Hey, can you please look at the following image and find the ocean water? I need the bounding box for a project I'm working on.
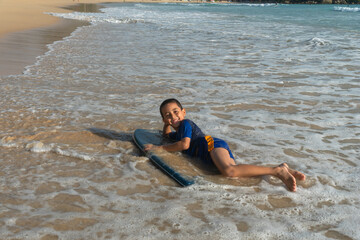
[1,3,359,239]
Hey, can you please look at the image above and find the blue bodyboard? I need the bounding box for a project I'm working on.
[133,129,195,187]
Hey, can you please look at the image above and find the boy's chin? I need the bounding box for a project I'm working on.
[171,121,180,128]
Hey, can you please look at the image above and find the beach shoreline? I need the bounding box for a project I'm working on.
[0,0,185,76]
[0,18,90,76]
[0,1,97,76]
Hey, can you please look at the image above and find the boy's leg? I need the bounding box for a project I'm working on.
[210,148,298,191]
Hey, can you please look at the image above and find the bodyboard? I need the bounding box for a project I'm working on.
[133,129,195,187]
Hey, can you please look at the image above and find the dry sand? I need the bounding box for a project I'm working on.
[0,0,184,76]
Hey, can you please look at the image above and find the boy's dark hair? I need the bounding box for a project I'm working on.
[159,98,183,118]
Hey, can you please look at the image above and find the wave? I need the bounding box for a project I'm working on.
[0,129,133,162]
[48,2,279,27]
[234,3,279,7]
[306,37,331,47]
[48,12,145,24]
[1,136,95,161]
[334,6,360,12]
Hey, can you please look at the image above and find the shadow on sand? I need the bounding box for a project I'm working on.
[87,127,133,142]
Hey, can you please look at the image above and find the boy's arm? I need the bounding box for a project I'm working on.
[161,137,190,152]
[161,121,190,151]
[144,137,190,152]
[145,121,191,152]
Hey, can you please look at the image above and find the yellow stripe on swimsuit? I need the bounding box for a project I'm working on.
[205,135,214,152]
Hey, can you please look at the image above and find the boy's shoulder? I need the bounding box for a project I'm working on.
[182,119,191,124]
[181,119,195,128]
[182,119,203,132]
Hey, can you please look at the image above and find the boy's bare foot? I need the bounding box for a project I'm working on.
[275,164,297,192]
[281,163,306,181]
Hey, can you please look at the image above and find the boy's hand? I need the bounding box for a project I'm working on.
[144,144,157,152]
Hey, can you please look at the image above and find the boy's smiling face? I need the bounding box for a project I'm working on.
[161,102,186,129]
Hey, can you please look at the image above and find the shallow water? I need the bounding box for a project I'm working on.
[0,3,359,239]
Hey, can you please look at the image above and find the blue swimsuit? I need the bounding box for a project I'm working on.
[169,119,234,165]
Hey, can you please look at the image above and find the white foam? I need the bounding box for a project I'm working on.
[25,141,53,153]
[48,12,145,24]
[239,3,278,7]
[1,137,95,161]
[334,6,360,12]
[307,37,331,46]
[52,147,93,161]
[0,137,18,148]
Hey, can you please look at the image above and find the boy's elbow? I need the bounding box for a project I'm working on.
[181,141,190,151]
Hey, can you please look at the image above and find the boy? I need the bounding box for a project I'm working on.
[144,98,306,192]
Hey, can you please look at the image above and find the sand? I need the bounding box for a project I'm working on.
[0,0,184,76]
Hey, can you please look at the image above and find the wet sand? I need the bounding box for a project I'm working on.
[0,18,90,76]
[0,1,102,76]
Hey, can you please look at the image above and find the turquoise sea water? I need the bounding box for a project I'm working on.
[0,3,359,239]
